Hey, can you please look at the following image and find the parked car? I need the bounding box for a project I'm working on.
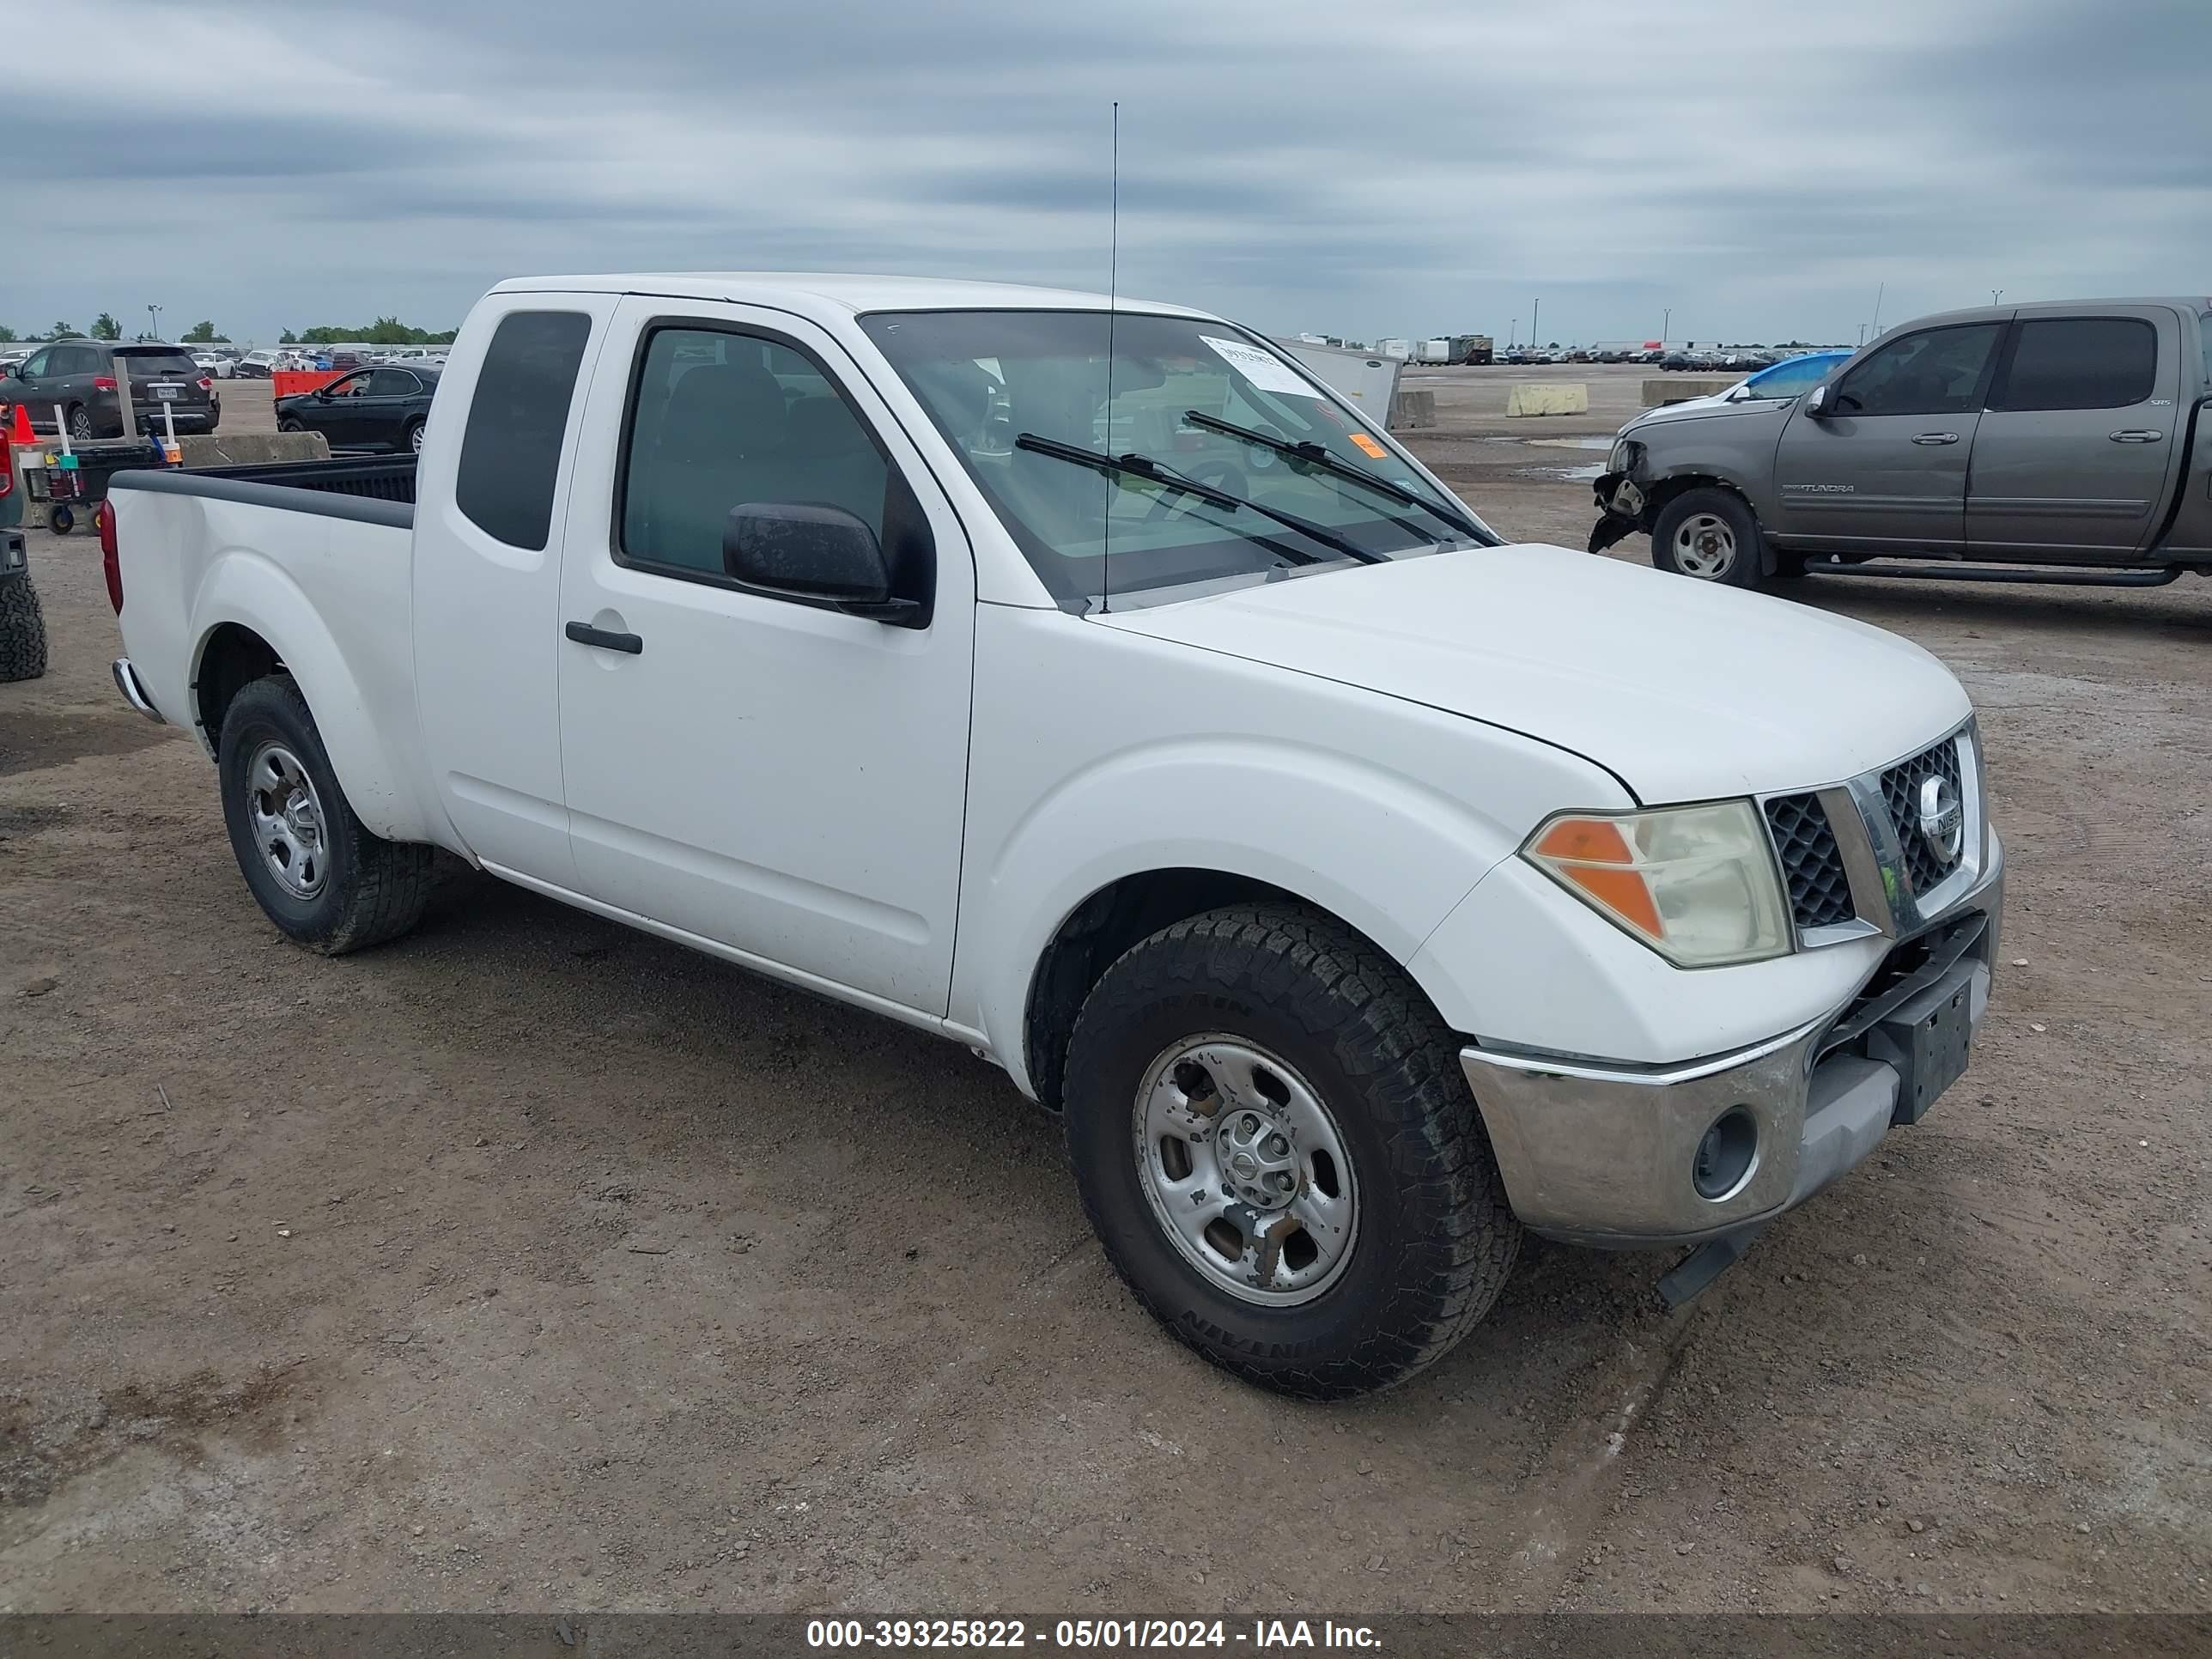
[235,349,281,379]
[106,271,2004,1400]
[1641,350,1853,418]
[1,340,218,440]
[191,350,235,380]
[1591,299,2212,587]
[276,363,441,453]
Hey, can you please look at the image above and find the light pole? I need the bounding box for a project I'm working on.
[1509,318,1517,349]
[1990,289,2003,307]
[1531,296,1540,349]
[1662,307,1671,345]
[146,303,161,342]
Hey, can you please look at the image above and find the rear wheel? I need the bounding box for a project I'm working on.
[1063,905,1522,1400]
[66,404,94,444]
[404,419,425,455]
[1652,488,1764,586]
[278,417,304,433]
[217,675,434,954]
[45,506,74,537]
[0,572,48,682]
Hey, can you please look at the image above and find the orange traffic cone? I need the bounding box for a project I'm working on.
[5,402,30,445]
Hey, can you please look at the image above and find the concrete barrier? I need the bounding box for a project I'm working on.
[1505,382,1589,417]
[1641,376,1735,407]
[178,433,332,468]
[1387,388,1436,429]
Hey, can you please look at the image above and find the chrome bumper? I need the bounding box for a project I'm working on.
[112,657,165,723]
[1462,850,2002,1248]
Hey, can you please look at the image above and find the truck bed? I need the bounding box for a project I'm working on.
[110,455,416,530]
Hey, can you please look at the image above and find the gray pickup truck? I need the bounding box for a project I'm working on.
[1590,298,2212,592]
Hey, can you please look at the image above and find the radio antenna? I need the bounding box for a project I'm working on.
[1101,100,1119,615]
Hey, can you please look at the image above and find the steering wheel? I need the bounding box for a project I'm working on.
[1145,456,1249,523]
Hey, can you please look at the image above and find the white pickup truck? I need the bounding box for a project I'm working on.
[103,274,2004,1399]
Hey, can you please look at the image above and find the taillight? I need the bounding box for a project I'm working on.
[198,377,213,392]
[98,501,122,613]
[94,375,117,392]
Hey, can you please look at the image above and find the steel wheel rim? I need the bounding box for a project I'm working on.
[1672,512,1737,578]
[1132,1034,1358,1307]
[245,740,330,900]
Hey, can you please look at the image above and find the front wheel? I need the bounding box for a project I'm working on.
[46,505,74,537]
[278,418,304,433]
[1063,906,1522,1400]
[1651,488,1765,586]
[217,675,434,954]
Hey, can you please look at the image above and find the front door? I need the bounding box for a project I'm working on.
[1966,309,2184,562]
[1770,321,2005,555]
[313,370,375,447]
[555,299,975,1016]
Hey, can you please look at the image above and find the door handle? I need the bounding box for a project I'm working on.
[565,621,643,655]
[2109,429,2165,443]
[1911,432,1960,446]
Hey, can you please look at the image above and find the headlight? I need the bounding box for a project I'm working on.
[1607,436,1635,472]
[1522,801,1790,968]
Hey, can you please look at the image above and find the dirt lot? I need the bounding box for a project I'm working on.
[3,367,2209,1616]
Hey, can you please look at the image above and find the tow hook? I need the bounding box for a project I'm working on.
[1655,1224,1765,1310]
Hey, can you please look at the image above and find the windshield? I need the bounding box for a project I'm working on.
[859,309,1491,610]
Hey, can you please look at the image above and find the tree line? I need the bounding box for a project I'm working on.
[0,313,458,347]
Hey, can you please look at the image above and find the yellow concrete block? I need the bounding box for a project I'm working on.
[1505,382,1591,417]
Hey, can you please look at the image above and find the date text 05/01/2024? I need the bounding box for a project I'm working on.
[805,1619,1382,1650]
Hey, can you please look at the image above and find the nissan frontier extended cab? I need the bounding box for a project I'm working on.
[1592,297,2212,592]
[102,274,2003,1399]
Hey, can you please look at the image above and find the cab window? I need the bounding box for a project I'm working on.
[1833,325,2002,417]
[618,325,890,580]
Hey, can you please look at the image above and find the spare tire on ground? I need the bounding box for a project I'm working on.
[0,536,51,682]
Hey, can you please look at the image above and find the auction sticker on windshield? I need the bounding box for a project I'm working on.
[1199,336,1318,398]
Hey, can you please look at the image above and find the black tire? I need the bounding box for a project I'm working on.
[0,573,48,682]
[1651,487,1765,587]
[66,404,95,445]
[1063,905,1522,1400]
[403,419,424,455]
[217,674,434,954]
[278,418,304,433]
[46,505,74,537]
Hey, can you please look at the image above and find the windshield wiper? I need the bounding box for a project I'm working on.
[1014,434,1382,566]
[1180,410,1488,541]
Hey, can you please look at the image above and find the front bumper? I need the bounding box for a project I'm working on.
[1587,469,1644,553]
[1462,844,2002,1248]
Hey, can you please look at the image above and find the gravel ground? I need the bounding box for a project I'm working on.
[2,368,2208,1615]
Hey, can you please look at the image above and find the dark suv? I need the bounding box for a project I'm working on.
[0,341,220,441]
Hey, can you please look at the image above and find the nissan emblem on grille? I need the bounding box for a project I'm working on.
[1918,775,1964,868]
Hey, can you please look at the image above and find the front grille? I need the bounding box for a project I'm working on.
[1765,793,1854,930]
[1880,738,1965,896]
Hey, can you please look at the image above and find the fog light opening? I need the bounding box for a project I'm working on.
[1692,1106,1759,1201]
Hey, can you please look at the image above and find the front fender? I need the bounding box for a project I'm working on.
[960,735,1597,1099]
[191,547,439,844]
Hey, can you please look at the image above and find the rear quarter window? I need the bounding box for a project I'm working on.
[454,310,592,551]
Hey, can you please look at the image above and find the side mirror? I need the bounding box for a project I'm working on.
[721,501,920,624]
[1802,383,1832,417]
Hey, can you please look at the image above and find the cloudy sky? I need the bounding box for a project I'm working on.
[5,0,2208,348]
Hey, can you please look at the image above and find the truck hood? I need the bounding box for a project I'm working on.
[1623,396,1793,433]
[1098,545,1970,803]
